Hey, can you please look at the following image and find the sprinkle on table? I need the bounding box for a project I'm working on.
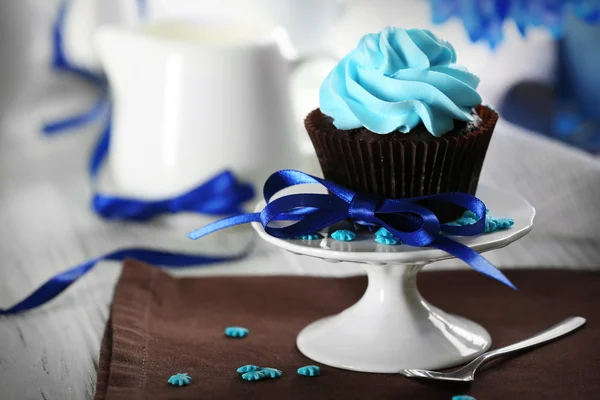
[168,373,192,386]
[237,365,260,373]
[241,371,263,381]
[297,365,321,377]
[225,326,249,338]
[452,395,476,400]
[259,367,283,379]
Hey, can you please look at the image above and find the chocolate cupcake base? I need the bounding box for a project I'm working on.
[305,105,498,222]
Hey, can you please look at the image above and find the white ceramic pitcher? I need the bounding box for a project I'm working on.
[95,18,307,198]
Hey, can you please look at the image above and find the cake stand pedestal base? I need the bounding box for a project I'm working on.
[296,263,491,373]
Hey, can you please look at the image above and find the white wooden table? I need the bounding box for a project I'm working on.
[1,74,600,400]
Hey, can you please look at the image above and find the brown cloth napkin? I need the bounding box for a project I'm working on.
[95,259,600,400]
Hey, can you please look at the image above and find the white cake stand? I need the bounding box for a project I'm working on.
[251,186,535,373]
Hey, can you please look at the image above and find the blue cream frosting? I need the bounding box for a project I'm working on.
[319,27,482,136]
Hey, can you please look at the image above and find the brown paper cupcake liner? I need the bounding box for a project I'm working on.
[305,105,498,221]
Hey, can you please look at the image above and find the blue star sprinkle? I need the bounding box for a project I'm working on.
[452,395,476,400]
[225,326,249,338]
[297,365,321,377]
[241,371,264,381]
[259,367,283,379]
[296,233,322,240]
[331,229,356,241]
[374,227,402,245]
[446,209,514,233]
[168,373,192,386]
[487,216,514,232]
[237,365,260,373]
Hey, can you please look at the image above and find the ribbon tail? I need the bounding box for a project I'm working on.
[0,248,247,315]
[42,92,110,135]
[89,114,110,175]
[104,248,249,267]
[433,235,517,290]
[187,213,261,240]
[0,258,98,315]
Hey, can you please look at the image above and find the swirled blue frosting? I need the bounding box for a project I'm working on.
[319,27,482,136]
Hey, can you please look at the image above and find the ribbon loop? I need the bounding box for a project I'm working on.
[348,192,380,224]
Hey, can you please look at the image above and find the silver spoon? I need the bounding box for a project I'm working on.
[399,316,586,382]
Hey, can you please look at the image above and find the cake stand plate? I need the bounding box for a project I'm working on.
[251,186,535,373]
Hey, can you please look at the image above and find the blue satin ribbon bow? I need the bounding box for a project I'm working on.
[188,169,516,290]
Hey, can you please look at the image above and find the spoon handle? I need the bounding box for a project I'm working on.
[469,316,586,369]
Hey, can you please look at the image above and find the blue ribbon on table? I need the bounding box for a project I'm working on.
[0,124,255,315]
[0,249,248,315]
[0,1,259,316]
[188,169,517,290]
[0,160,255,316]
[93,168,255,220]
[0,105,256,316]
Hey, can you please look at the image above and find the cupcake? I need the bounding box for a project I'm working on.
[305,27,497,221]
